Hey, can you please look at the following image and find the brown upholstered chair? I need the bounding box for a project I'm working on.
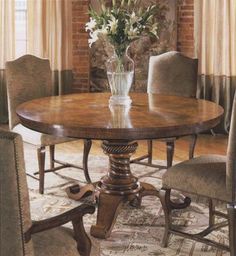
[131,51,198,168]
[159,96,236,255]
[6,55,92,194]
[0,129,95,256]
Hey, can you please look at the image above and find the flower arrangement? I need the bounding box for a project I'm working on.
[85,0,165,58]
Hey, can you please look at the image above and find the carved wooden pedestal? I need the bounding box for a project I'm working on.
[90,140,159,239]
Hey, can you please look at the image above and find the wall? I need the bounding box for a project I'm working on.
[72,0,90,93]
[177,0,194,57]
[71,0,195,93]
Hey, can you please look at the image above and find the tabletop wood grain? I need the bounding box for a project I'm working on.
[16,93,224,140]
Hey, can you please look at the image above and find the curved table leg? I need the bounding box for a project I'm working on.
[91,182,160,239]
[130,182,160,207]
[129,184,191,210]
[131,187,191,210]
[90,193,124,239]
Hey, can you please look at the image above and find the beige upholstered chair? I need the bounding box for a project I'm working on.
[131,51,198,168]
[0,129,95,256]
[159,95,236,255]
[6,55,92,194]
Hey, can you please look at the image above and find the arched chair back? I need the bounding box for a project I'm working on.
[147,51,198,98]
[6,54,52,129]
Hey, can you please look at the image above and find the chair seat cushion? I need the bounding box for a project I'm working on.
[162,155,233,202]
[13,124,74,146]
[32,227,79,256]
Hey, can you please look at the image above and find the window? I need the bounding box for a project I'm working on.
[15,0,27,57]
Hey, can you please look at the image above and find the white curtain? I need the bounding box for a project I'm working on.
[0,0,15,123]
[27,0,73,95]
[195,0,236,132]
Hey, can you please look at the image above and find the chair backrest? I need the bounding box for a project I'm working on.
[0,130,34,256]
[6,55,52,129]
[147,51,198,98]
[226,93,236,202]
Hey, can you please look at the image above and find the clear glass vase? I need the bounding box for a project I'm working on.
[106,46,134,106]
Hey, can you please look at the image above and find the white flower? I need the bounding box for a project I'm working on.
[130,11,139,24]
[99,25,108,35]
[127,26,138,39]
[85,17,97,32]
[88,30,99,47]
[108,16,118,34]
[150,23,158,36]
[85,2,162,49]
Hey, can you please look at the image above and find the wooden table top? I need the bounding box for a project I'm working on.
[16,93,224,140]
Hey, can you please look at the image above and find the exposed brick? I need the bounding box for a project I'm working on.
[181,11,194,16]
[179,17,194,23]
[185,35,194,40]
[178,40,194,46]
[181,5,194,10]
[185,0,194,4]
[177,0,194,57]
[72,0,90,92]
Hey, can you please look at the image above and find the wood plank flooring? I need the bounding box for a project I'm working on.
[57,134,228,162]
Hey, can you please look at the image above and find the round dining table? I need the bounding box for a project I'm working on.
[16,92,224,239]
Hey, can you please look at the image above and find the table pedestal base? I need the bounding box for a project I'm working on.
[90,140,159,239]
[90,182,159,239]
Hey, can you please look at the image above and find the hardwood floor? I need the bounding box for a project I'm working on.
[57,134,228,162]
[1,123,228,161]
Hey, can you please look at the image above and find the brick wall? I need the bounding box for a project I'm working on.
[72,0,90,93]
[177,0,194,57]
[71,0,195,92]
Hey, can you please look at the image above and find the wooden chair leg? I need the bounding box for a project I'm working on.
[159,188,172,247]
[83,139,92,183]
[209,199,215,227]
[72,216,92,256]
[227,203,236,256]
[147,140,153,164]
[166,141,174,168]
[37,146,46,194]
[49,145,55,169]
[189,134,197,159]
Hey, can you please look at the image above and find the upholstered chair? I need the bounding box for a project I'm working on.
[6,55,92,194]
[131,51,198,168]
[0,129,95,256]
[159,95,236,255]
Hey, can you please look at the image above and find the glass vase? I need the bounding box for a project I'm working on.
[106,46,134,106]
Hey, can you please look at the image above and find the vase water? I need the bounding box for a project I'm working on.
[106,46,134,106]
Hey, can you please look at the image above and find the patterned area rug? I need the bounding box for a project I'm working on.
[24,143,229,256]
